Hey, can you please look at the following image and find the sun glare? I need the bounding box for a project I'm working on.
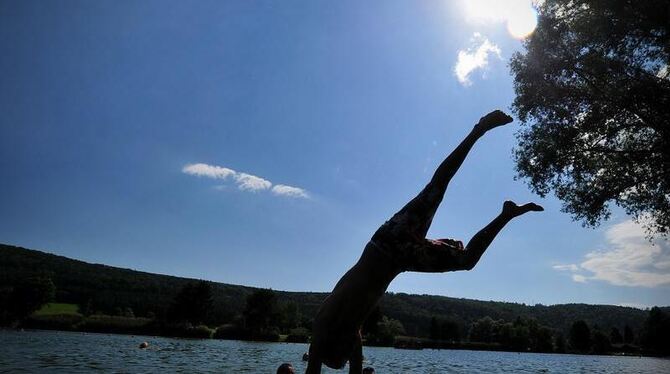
[507,6,538,39]
[462,0,538,39]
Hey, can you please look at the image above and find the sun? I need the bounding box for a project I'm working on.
[461,0,538,39]
[506,6,538,39]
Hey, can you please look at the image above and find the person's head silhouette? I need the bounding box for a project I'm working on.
[276,363,295,374]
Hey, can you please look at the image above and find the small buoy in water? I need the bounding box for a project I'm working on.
[302,353,309,361]
[139,342,149,349]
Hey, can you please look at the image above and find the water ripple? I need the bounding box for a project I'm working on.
[1,330,668,373]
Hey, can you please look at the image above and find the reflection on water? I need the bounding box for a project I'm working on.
[1,330,668,373]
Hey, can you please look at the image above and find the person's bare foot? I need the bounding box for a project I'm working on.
[502,200,544,217]
[475,110,514,133]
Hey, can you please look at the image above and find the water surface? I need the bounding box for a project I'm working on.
[1,330,668,373]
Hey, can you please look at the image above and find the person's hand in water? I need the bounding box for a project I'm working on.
[476,110,514,132]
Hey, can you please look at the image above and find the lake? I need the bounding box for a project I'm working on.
[1,330,668,373]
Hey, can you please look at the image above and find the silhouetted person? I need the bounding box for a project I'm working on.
[306,110,544,374]
[277,363,295,374]
[362,367,375,374]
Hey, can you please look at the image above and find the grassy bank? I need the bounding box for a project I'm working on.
[25,303,215,339]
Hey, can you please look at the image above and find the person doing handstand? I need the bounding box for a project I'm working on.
[306,110,544,374]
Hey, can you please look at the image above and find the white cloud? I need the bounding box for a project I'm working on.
[453,1,537,86]
[272,184,309,199]
[553,220,670,288]
[553,264,579,272]
[572,274,587,283]
[182,162,308,198]
[454,33,501,86]
[234,172,272,192]
[182,163,236,179]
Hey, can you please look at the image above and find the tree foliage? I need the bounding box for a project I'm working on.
[624,324,635,345]
[8,276,55,321]
[609,327,623,344]
[467,316,555,352]
[591,327,612,354]
[243,289,280,336]
[569,320,591,352]
[510,0,670,235]
[369,316,405,346]
[641,306,670,355]
[168,281,213,325]
[430,316,461,342]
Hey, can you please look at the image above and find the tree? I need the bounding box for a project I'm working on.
[554,332,567,353]
[8,276,55,321]
[362,307,382,337]
[641,307,670,355]
[591,328,612,354]
[510,0,670,236]
[169,281,213,325]
[609,327,623,345]
[373,316,405,346]
[569,320,591,353]
[430,316,440,341]
[532,326,554,353]
[509,317,531,351]
[243,289,280,335]
[469,316,495,343]
[623,324,635,345]
[279,301,301,331]
[429,316,461,342]
[440,318,461,342]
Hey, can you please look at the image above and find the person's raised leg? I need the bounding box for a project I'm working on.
[386,110,514,237]
[459,201,544,270]
[400,201,543,273]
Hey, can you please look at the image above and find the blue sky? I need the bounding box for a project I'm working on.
[1,0,668,308]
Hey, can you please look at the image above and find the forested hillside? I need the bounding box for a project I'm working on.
[0,243,658,338]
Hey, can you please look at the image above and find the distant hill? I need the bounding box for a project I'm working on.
[0,244,658,337]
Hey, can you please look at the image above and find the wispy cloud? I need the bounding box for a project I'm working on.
[182,163,309,198]
[572,274,588,283]
[182,163,236,180]
[552,264,579,272]
[454,33,501,86]
[234,173,272,192]
[553,220,670,288]
[272,184,309,199]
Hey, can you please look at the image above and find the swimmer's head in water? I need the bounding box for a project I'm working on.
[276,363,295,374]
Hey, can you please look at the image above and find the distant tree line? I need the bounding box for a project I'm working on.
[144,282,670,356]
[1,244,668,356]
